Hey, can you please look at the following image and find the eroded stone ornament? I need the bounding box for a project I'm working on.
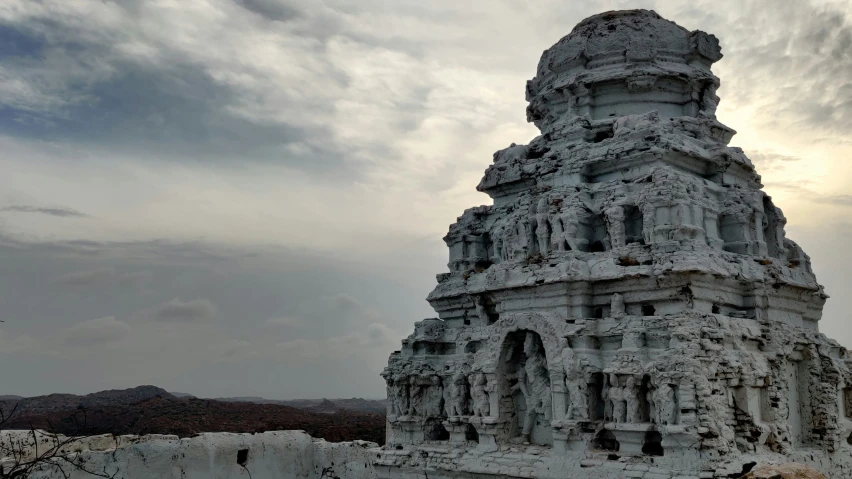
[374,9,850,479]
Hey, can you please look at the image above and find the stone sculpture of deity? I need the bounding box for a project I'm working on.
[470,373,490,417]
[473,295,489,325]
[503,218,529,261]
[423,375,444,417]
[654,383,677,425]
[561,348,588,420]
[409,376,425,416]
[559,208,587,252]
[646,382,656,424]
[510,333,552,441]
[611,293,626,318]
[609,374,626,423]
[445,372,469,417]
[390,374,410,417]
[605,205,626,248]
[534,197,551,254]
[642,203,656,245]
[625,376,641,423]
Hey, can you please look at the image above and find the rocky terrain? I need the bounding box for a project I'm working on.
[0,387,386,445]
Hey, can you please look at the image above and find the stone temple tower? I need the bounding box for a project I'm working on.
[374,10,852,478]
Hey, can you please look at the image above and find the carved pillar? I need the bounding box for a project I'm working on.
[609,423,655,454]
[642,203,656,245]
[469,416,510,452]
[704,211,724,250]
[443,418,471,445]
[837,384,852,449]
[551,370,567,422]
[753,212,768,256]
[567,282,593,319]
[575,83,591,117]
[552,421,586,453]
[485,372,500,420]
[397,417,426,445]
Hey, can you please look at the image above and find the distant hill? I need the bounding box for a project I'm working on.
[210,396,388,415]
[169,391,197,398]
[2,396,385,444]
[0,385,174,420]
[0,387,387,444]
[0,395,23,401]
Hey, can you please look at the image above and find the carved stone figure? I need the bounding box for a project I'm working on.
[473,295,489,324]
[654,383,676,425]
[609,374,626,423]
[491,224,505,263]
[605,205,626,248]
[559,208,587,251]
[423,375,444,417]
[442,375,453,417]
[391,374,410,416]
[504,218,530,260]
[534,197,551,254]
[445,372,469,417]
[510,333,553,441]
[561,348,587,420]
[471,373,490,417]
[386,378,397,417]
[642,202,656,245]
[409,376,425,416]
[610,293,625,318]
[647,383,656,424]
[550,215,565,251]
[625,376,641,423]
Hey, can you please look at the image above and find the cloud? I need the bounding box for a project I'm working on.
[263,316,303,328]
[760,182,852,208]
[217,339,257,360]
[365,322,398,346]
[274,321,400,360]
[51,267,152,291]
[814,195,852,206]
[1,205,89,218]
[666,0,852,136]
[155,298,218,323]
[233,0,302,22]
[53,268,116,288]
[61,316,130,346]
[0,328,45,354]
[328,293,363,314]
[748,152,801,167]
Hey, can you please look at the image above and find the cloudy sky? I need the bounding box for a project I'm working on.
[1,0,851,399]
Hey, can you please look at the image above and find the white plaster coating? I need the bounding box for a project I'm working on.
[377,8,852,479]
[1,430,378,479]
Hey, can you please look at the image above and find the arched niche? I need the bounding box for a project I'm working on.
[482,313,565,447]
[499,330,553,446]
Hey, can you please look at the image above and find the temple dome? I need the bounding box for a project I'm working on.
[526,9,724,131]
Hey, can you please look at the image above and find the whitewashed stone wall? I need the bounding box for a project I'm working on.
[2,430,377,479]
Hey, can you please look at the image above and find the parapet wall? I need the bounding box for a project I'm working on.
[1,430,378,479]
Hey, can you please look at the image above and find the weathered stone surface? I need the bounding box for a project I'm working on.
[742,463,827,479]
[377,8,852,479]
[2,430,377,479]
